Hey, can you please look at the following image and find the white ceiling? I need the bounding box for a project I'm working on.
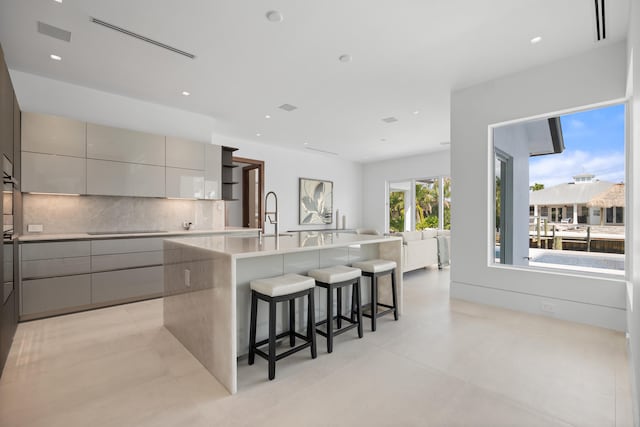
[0,0,630,162]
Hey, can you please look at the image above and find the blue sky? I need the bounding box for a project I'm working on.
[529,103,625,187]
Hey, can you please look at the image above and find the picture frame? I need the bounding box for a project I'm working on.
[299,178,333,225]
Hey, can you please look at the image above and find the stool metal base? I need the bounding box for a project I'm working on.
[314,277,363,353]
[248,288,317,380]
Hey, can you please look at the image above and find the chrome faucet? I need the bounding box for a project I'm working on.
[264,191,279,237]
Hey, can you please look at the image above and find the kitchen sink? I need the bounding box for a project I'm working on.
[87,230,168,235]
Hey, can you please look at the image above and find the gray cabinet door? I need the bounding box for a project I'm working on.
[22,257,91,279]
[22,112,86,157]
[90,237,164,255]
[91,266,163,304]
[22,241,91,260]
[91,251,163,272]
[166,167,205,199]
[86,159,165,197]
[21,274,91,316]
[166,137,205,170]
[21,152,86,194]
[86,123,165,166]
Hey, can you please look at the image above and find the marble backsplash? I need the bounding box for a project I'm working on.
[22,194,226,234]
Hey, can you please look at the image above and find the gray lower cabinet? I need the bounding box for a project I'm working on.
[20,237,165,319]
[21,274,91,316]
[91,266,163,304]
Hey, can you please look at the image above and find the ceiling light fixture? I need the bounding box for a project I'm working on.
[530,36,542,44]
[413,110,420,115]
[265,115,271,119]
[256,133,261,137]
[266,11,283,22]
[181,91,190,96]
[49,54,62,61]
[303,142,308,145]
[53,0,63,3]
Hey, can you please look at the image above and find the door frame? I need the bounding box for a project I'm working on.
[233,156,264,229]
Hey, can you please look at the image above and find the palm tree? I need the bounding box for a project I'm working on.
[389,191,405,232]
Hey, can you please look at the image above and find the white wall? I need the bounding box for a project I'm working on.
[450,41,628,331]
[10,71,364,232]
[211,136,363,232]
[626,0,640,422]
[361,150,450,233]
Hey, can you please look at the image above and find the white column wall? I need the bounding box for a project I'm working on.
[626,0,640,423]
[450,41,628,331]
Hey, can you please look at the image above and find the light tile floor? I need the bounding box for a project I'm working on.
[0,268,633,427]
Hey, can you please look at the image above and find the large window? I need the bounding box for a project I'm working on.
[388,176,451,233]
[491,103,625,275]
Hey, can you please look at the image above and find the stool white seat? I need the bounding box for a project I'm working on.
[352,259,397,274]
[351,259,398,332]
[249,273,317,380]
[307,265,363,353]
[308,265,361,284]
[250,273,315,297]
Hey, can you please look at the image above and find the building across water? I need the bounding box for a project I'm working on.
[529,174,624,225]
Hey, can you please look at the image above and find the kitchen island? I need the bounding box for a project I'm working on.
[163,231,402,394]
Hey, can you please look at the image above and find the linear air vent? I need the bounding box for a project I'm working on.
[305,146,338,156]
[382,117,398,123]
[594,0,606,41]
[37,21,71,42]
[279,104,298,112]
[90,17,195,59]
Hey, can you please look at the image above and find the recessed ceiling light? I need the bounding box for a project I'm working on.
[339,54,352,63]
[530,36,542,44]
[181,91,190,96]
[303,142,308,145]
[413,110,420,115]
[265,115,271,119]
[53,0,63,3]
[49,54,62,61]
[266,11,283,22]
[256,133,261,137]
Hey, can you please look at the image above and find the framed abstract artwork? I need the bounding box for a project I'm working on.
[299,178,333,225]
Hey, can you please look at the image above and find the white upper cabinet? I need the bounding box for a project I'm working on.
[166,167,205,199]
[166,137,205,170]
[22,152,86,194]
[86,123,165,166]
[204,144,222,199]
[22,112,86,157]
[86,159,165,198]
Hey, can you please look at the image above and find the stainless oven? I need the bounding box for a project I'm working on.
[3,155,16,304]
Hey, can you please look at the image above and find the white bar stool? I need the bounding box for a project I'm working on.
[351,259,398,331]
[248,273,317,380]
[307,265,363,353]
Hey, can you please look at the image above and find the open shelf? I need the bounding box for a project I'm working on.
[221,146,239,201]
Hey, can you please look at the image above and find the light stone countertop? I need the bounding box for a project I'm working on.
[165,231,401,259]
[18,227,260,242]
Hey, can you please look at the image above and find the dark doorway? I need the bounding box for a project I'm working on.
[233,157,264,229]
